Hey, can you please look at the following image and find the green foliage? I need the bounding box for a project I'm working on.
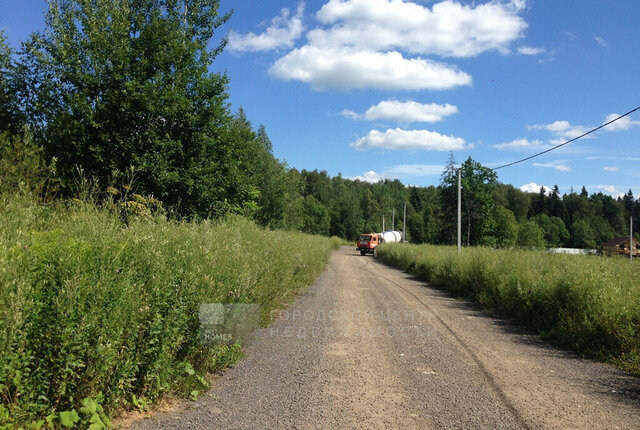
[51,395,111,429]
[440,155,497,246]
[0,31,24,133]
[570,219,597,249]
[517,220,546,248]
[533,214,569,247]
[0,195,341,427]
[295,162,631,249]
[301,195,330,236]
[438,153,458,244]
[377,243,640,375]
[493,206,518,248]
[18,0,239,218]
[328,175,364,240]
[0,130,58,198]
[494,183,531,222]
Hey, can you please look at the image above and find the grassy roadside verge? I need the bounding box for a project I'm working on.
[376,242,640,375]
[0,195,343,428]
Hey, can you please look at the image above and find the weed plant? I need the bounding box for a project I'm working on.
[0,194,342,427]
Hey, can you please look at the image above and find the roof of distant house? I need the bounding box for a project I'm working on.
[602,237,638,247]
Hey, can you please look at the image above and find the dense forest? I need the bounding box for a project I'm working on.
[1,0,638,249]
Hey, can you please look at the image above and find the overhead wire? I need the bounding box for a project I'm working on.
[492,105,640,171]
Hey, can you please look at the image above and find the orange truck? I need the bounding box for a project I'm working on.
[356,233,380,256]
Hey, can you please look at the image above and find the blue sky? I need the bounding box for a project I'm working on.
[2,0,639,196]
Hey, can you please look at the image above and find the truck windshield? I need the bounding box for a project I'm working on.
[358,235,371,241]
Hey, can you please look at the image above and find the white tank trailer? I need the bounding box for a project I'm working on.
[378,230,402,243]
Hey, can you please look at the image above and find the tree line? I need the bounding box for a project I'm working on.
[1,0,637,249]
[294,154,638,250]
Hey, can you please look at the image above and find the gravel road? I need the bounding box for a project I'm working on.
[131,246,640,429]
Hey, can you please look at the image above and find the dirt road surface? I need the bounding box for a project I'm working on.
[131,246,640,429]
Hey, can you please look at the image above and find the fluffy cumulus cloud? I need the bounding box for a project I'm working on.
[342,100,458,123]
[519,182,551,194]
[533,160,571,172]
[603,113,640,131]
[270,47,471,91]
[528,120,589,140]
[267,0,529,91]
[312,0,527,57]
[351,128,467,151]
[228,4,305,52]
[493,138,546,149]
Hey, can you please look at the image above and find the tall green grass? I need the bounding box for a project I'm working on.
[377,243,640,374]
[0,195,343,428]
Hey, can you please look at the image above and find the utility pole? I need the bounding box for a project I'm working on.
[382,216,385,232]
[403,202,407,243]
[457,168,462,255]
[392,208,395,231]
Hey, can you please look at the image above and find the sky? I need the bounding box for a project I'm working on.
[1,0,640,197]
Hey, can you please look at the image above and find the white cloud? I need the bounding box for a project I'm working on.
[603,113,640,131]
[386,164,444,176]
[348,164,445,182]
[597,185,620,194]
[340,109,360,120]
[604,166,619,172]
[517,46,545,55]
[228,4,305,52]
[519,182,551,194]
[594,35,608,48]
[342,100,458,123]
[270,47,472,91]
[268,0,531,90]
[528,120,589,140]
[347,170,393,183]
[493,138,546,149]
[312,0,527,57]
[351,128,467,151]
[524,114,638,147]
[533,161,571,172]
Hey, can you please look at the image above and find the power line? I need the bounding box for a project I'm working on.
[492,105,640,171]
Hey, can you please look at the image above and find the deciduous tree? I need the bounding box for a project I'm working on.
[0,31,23,133]
[20,0,238,217]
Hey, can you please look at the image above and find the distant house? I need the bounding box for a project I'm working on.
[602,237,640,257]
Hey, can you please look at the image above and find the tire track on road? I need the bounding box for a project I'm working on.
[364,257,531,430]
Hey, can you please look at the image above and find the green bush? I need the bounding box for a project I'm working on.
[0,130,58,199]
[377,243,640,374]
[0,195,341,427]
